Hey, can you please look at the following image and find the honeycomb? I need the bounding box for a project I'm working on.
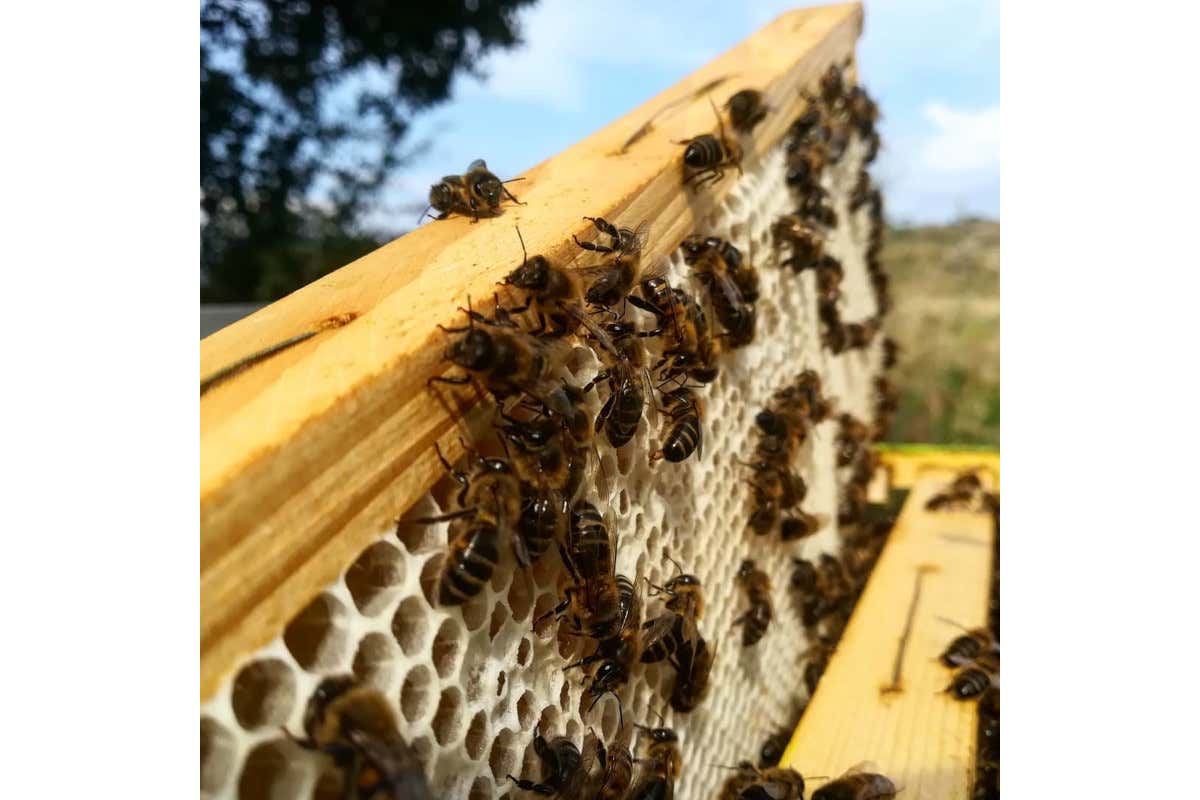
[200,126,885,800]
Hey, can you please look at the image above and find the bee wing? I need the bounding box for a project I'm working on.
[626,220,652,255]
[640,611,678,655]
[639,254,671,285]
[466,158,488,172]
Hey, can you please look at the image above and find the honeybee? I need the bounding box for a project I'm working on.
[734,560,773,647]
[508,732,591,798]
[592,723,636,800]
[678,99,743,189]
[780,511,822,541]
[429,302,557,401]
[846,85,880,137]
[818,64,846,104]
[424,159,523,222]
[670,635,714,712]
[772,214,823,273]
[946,663,996,700]
[680,235,757,348]
[721,763,807,800]
[810,764,898,800]
[881,337,899,370]
[574,315,651,448]
[940,627,997,667]
[642,560,704,666]
[501,228,582,337]
[629,278,721,384]
[651,386,704,463]
[542,501,623,640]
[292,675,432,800]
[801,635,836,696]
[790,558,818,593]
[818,300,846,354]
[786,146,826,189]
[745,465,807,538]
[726,88,769,133]
[573,216,651,310]
[571,574,642,718]
[412,446,522,605]
[629,725,682,800]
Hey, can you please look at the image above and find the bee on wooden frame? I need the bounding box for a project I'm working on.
[424,159,524,222]
[810,763,899,800]
[291,675,433,800]
[568,310,654,449]
[726,88,769,134]
[500,227,583,337]
[428,299,559,402]
[677,98,744,190]
[573,216,652,311]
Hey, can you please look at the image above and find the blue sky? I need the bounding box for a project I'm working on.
[365,0,998,231]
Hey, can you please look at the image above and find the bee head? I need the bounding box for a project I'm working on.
[428,180,457,212]
[589,660,626,692]
[737,560,757,580]
[642,726,678,744]
[665,573,699,592]
[505,254,551,290]
[479,457,513,475]
[470,169,504,207]
[679,235,713,263]
[790,558,817,590]
[445,328,495,371]
[303,674,358,738]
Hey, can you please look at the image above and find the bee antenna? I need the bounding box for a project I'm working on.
[935,615,972,633]
[709,95,728,141]
[501,177,527,184]
[419,204,434,224]
[664,553,684,577]
[515,225,528,264]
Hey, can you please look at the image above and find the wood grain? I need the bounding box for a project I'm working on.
[879,450,1000,489]
[781,472,996,799]
[199,3,864,701]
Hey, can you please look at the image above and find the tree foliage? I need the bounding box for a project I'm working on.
[200,0,536,301]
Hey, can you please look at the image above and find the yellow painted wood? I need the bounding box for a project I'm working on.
[198,4,865,701]
[879,450,999,490]
[781,471,995,799]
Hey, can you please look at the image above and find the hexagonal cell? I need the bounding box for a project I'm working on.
[392,595,430,657]
[488,600,509,640]
[431,617,465,680]
[507,574,534,622]
[469,775,495,800]
[231,657,296,730]
[400,665,434,724]
[432,687,465,746]
[517,637,532,666]
[283,592,349,672]
[352,632,399,691]
[419,554,446,608]
[237,739,309,800]
[460,591,490,632]
[517,690,538,731]
[489,728,518,783]
[465,710,489,760]
[200,716,235,795]
[344,540,406,616]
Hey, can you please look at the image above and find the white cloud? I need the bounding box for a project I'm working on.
[457,0,730,112]
[919,103,1000,174]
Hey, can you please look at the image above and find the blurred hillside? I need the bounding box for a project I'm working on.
[882,219,999,446]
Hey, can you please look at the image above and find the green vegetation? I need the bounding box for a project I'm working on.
[881,219,999,447]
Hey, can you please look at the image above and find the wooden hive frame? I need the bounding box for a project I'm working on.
[200,2,866,703]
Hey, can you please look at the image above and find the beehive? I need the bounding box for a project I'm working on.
[200,5,884,798]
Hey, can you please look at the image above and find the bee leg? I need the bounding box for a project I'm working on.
[410,507,477,525]
[506,775,556,795]
[594,391,615,434]
[572,235,615,255]
[501,184,525,205]
[338,752,366,800]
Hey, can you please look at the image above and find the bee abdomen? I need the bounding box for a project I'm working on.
[606,382,644,447]
[569,502,613,578]
[949,666,993,699]
[661,417,701,462]
[941,634,984,667]
[439,523,500,605]
[684,135,724,168]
